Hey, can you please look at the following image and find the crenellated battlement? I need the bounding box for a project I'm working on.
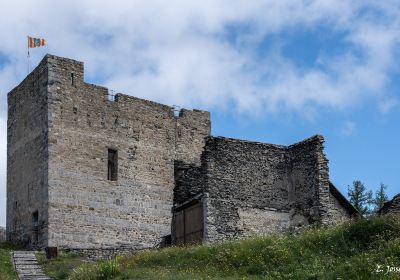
[9,54,209,122]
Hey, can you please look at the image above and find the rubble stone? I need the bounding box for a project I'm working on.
[379,194,400,215]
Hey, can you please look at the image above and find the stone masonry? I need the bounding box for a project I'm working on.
[7,54,210,249]
[7,54,357,251]
[173,136,358,243]
[379,194,400,215]
[0,226,5,242]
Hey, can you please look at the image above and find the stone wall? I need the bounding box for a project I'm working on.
[64,247,139,260]
[288,136,330,226]
[174,135,353,243]
[379,194,400,215]
[7,58,49,248]
[44,55,210,249]
[0,226,5,242]
[7,54,210,250]
[202,137,292,242]
[325,183,358,223]
[174,161,205,205]
[326,192,352,223]
[236,208,290,237]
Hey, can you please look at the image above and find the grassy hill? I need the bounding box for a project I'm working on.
[36,215,400,280]
[0,242,19,280]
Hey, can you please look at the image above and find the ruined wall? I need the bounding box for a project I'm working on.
[174,161,205,206]
[288,136,330,226]
[175,110,211,165]
[173,135,335,242]
[237,208,290,237]
[44,55,210,249]
[379,194,400,215]
[7,59,49,248]
[200,137,292,242]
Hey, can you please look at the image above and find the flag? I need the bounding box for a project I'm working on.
[28,36,46,48]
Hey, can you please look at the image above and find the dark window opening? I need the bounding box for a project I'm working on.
[70,73,74,85]
[32,211,39,228]
[160,234,172,248]
[108,149,118,181]
[32,211,39,245]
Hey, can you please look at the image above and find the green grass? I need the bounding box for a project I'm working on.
[0,242,20,280]
[37,251,90,280]
[43,215,400,279]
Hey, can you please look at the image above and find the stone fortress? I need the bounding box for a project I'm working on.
[7,54,358,252]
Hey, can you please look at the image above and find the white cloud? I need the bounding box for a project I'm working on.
[0,0,400,226]
[379,98,398,113]
[341,121,356,137]
[0,1,398,112]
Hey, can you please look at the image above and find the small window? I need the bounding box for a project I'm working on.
[32,211,39,228]
[108,149,118,181]
[172,105,181,118]
[70,73,74,85]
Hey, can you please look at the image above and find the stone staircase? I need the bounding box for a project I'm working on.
[12,251,51,280]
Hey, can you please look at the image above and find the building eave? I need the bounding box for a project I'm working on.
[329,181,360,217]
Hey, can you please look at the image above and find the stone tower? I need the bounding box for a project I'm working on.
[7,54,210,249]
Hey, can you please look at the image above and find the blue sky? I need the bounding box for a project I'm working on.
[0,1,399,226]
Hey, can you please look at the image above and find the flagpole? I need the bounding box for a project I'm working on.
[27,36,30,74]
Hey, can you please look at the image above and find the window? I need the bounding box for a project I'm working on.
[108,149,118,181]
[32,211,39,244]
[70,73,74,85]
[32,211,39,228]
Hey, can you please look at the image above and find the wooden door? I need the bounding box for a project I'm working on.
[174,202,203,245]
